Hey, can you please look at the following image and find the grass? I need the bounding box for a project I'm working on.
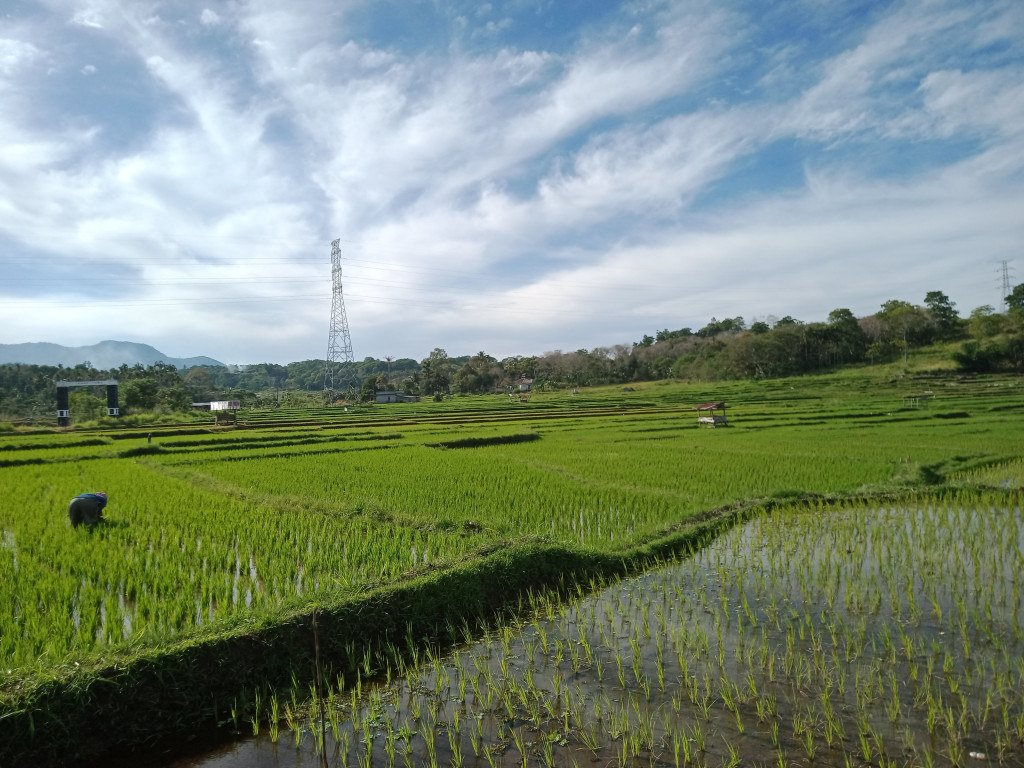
[0,369,1022,765]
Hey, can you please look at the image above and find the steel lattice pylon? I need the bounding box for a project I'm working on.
[999,260,1013,313]
[324,238,355,398]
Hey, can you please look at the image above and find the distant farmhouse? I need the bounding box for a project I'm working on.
[375,390,420,404]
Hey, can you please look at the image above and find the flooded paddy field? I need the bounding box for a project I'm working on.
[170,496,1024,768]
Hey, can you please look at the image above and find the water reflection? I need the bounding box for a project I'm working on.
[172,501,1024,767]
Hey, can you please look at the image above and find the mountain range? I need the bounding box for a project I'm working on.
[0,341,224,370]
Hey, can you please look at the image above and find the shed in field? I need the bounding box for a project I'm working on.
[695,401,728,428]
[375,390,421,404]
[192,400,241,424]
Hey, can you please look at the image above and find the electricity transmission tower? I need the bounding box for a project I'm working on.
[324,238,355,401]
[998,260,1013,312]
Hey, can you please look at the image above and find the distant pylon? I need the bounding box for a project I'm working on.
[324,238,355,398]
[999,260,1013,312]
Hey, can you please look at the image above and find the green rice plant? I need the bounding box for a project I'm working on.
[579,722,600,751]
[510,727,529,768]
[886,685,901,723]
[947,736,964,766]
[637,674,651,701]
[447,725,461,767]
[340,732,351,768]
[268,693,281,743]
[423,725,438,768]
[859,730,872,763]
[725,737,741,767]
[688,721,705,752]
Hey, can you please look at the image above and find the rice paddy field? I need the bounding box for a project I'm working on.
[178,497,1024,768]
[1,369,1022,766]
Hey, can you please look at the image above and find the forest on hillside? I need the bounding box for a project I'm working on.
[2,289,1023,420]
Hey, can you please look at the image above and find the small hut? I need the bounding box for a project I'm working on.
[210,400,241,425]
[695,401,728,428]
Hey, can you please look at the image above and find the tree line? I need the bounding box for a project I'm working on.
[2,287,1023,420]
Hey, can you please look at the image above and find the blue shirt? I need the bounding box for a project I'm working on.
[74,493,107,509]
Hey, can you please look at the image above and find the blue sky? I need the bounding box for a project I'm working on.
[2,0,1022,366]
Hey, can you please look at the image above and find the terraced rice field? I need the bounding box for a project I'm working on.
[1,370,1022,765]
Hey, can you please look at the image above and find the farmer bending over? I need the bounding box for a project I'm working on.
[68,492,107,527]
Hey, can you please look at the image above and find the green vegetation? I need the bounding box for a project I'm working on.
[269,494,1022,767]
[5,286,1024,423]
[1,368,1022,765]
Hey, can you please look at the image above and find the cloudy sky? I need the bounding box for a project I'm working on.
[2,0,1022,366]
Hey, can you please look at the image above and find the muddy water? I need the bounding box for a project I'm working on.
[168,502,1024,767]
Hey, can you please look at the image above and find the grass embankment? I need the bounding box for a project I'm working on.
[2,505,750,767]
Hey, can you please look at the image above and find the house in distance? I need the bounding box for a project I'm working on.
[375,390,421,404]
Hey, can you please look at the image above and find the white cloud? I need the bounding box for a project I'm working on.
[233,0,739,275]
[918,68,1024,138]
[785,0,974,140]
[476,18,513,37]
[509,7,729,145]
[439,162,1024,351]
[973,1,1024,47]
[0,0,1021,363]
[0,38,44,75]
[69,8,104,29]
[493,48,554,86]
[537,110,757,221]
[199,9,221,27]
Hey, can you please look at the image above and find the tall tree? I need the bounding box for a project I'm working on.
[696,316,745,338]
[452,352,499,394]
[877,300,933,360]
[1006,284,1024,313]
[420,348,454,396]
[968,306,1005,339]
[924,291,960,340]
[122,378,159,410]
[827,308,868,363]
